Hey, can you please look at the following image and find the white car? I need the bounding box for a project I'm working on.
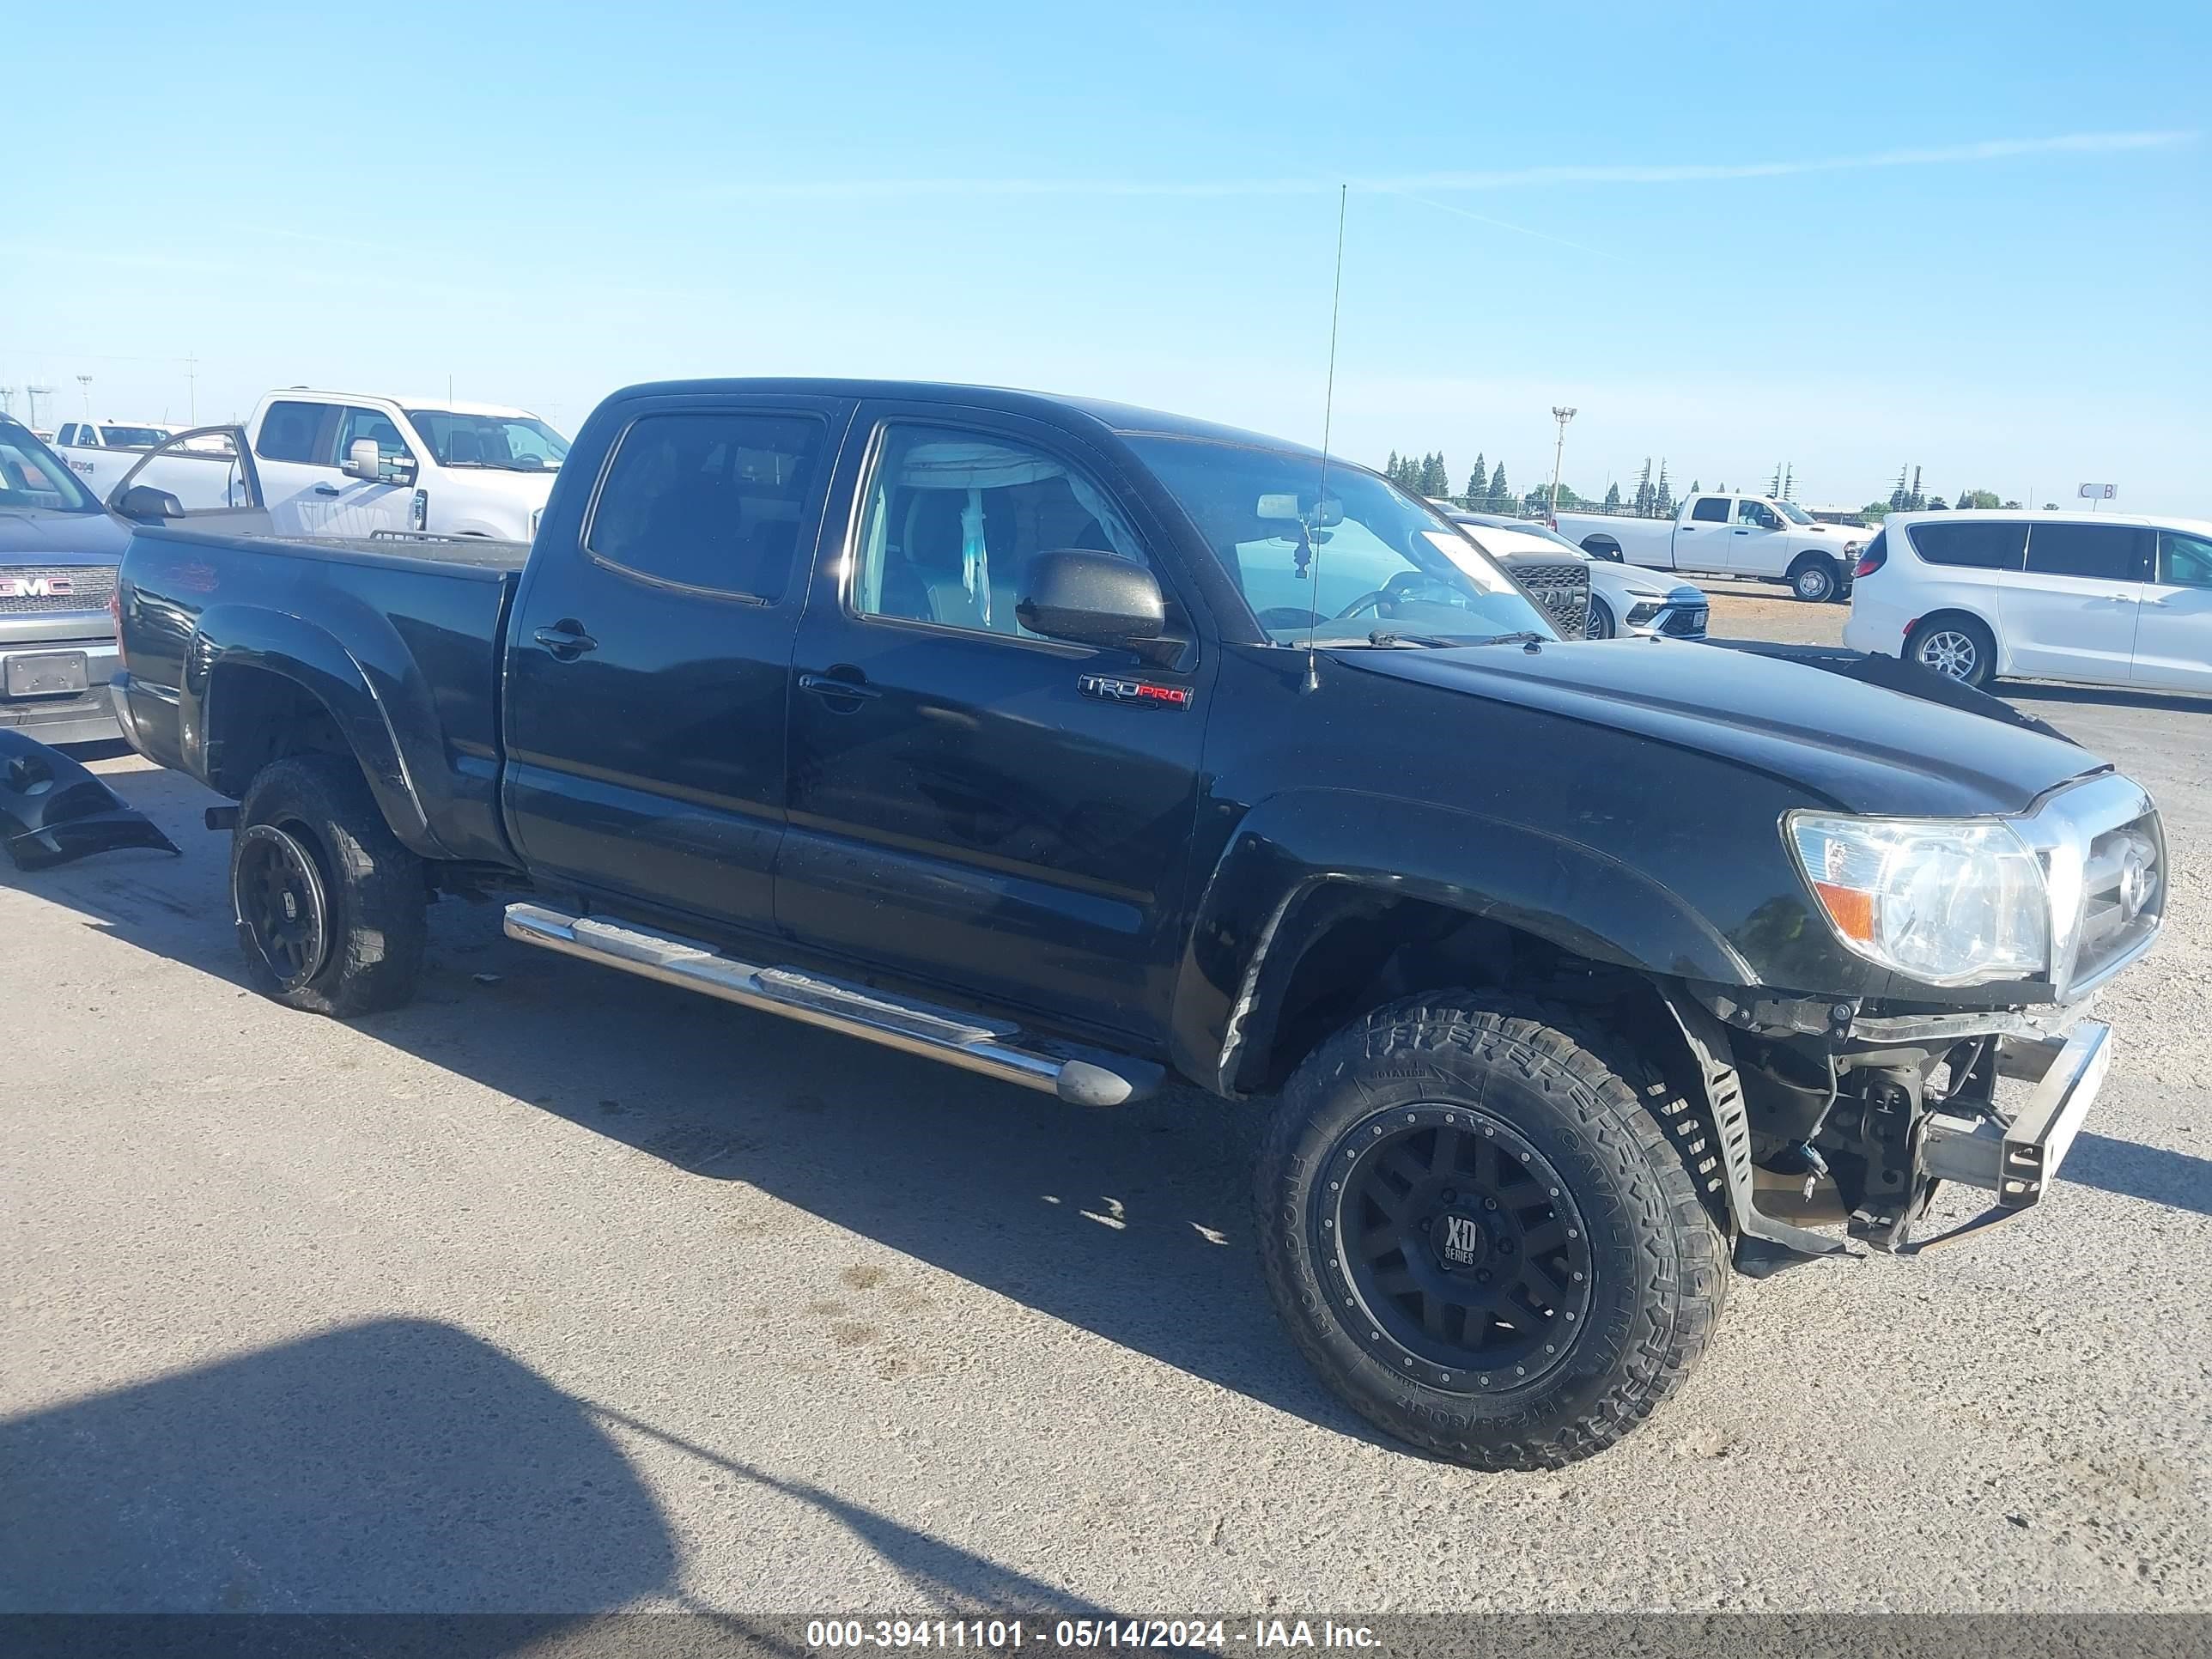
[1842,509,2212,692]
[1450,514,1709,639]
[242,390,567,542]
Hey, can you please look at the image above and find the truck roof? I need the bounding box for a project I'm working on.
[266,389,538,419]
[605,378,1327,459]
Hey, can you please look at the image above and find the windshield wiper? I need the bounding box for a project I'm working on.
[1462,631,1550,649]
[1363,630,1468,648]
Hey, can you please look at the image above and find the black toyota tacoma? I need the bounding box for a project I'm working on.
[109,380,2164,1468]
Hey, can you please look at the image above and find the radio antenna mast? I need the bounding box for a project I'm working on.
[1304,184,1349,694]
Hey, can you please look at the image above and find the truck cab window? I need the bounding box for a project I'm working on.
[256,400,341,465]
[337,407,413,464]
[584,410,823,601]
[1735,500,1779,529]
[850,424,1147,639]
[1689,496,1729,524]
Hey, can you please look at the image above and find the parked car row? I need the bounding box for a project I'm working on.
[3,388,569,747]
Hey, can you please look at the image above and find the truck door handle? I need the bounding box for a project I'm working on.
[799,670,882,705]
[532,622,599,659]
[1733,528,1749,535]
[313,483,343,496]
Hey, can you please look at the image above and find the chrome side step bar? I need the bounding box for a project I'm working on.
[502,902,1163,1107]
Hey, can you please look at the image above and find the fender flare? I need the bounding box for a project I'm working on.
[185,603,449,858]
[1166,787,1755,1095]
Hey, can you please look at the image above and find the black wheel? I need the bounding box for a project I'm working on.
[1787,556,1838,604]
[1584,597,1615,640]
[1911,613,1996,690]
[1257,995,1726,1469]
[231,754,427,1016]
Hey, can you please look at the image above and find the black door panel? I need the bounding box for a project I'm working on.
[501,394,854,933]
[778,406,1209,1038]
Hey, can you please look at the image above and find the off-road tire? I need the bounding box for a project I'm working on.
[232,754,427,1017]
[1257,994,1727,1469]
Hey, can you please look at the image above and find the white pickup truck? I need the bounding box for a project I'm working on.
[54,420,187,503]
[236,390,568,542]
[1553,492,1869,602]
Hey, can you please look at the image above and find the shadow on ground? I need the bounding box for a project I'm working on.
[1,1318,1133,1626]
[1,762,1365,1448]
[0,1318,675,1615]
[2065,1131,2212,1219]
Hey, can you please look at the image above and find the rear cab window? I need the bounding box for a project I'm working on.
[1906,520,2027,570]
[1688,496,1729,524]
[584,410,827,603]
[255,400,342,465]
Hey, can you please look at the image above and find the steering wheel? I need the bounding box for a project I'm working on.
[1330,569,1431,622]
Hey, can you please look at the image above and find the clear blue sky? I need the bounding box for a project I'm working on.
[6,0,2206,512]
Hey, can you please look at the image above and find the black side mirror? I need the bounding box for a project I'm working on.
[114,484,187,523]
[1016,550,1165,646]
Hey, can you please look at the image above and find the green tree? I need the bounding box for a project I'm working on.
[1861,502,1891,523]
[1926,495,1950,511]
[1465,453,1487,501]
[1486,462,1511,512]
[1958,489,2002,509]
[1424,453,1450,496]
[1385,450,1401,484]
[1687,479,1700,494]
[1654,462,1674,519]
[1603,481,1621,507]
[1632,458,1654,516]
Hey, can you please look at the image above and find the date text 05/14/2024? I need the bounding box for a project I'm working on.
[805,1620,1381,1650]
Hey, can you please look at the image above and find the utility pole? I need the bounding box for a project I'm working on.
[25,385,55,432]
[1547,405,1577,524]
[185,354,198,425]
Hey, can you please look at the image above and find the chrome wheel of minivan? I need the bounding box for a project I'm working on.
[1917,629,1978,680]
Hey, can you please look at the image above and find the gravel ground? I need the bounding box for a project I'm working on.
[5,638,2209,1617]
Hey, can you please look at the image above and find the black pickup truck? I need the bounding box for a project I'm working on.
[111,379,2164,1469]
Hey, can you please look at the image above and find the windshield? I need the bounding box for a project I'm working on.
[0,420,98,512]
[99,425,168,448]
[1127,435,1556,646]
[1775,500,1814,525]
[404,409,569,471]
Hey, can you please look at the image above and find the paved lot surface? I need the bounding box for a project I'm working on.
[7,628,2211,1616]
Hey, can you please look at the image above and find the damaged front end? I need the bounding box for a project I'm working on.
[1667,770,2162,1272]
[0,730,179,871]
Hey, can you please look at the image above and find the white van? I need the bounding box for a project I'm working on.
[1843,509,2212,691]
[244,390,567,543]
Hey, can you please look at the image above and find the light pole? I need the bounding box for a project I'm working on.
[76,374,93,418]
[1547,406,1577,524]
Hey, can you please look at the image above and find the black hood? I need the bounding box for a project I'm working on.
[0,507,129,562]
[1338,637,2103,817]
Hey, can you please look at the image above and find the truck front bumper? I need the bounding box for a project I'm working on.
[1907,1021,2113,1251]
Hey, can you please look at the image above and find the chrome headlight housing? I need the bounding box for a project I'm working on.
[1786,813,2049,986]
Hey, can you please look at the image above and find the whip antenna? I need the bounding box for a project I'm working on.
[1304,184,1348,693]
